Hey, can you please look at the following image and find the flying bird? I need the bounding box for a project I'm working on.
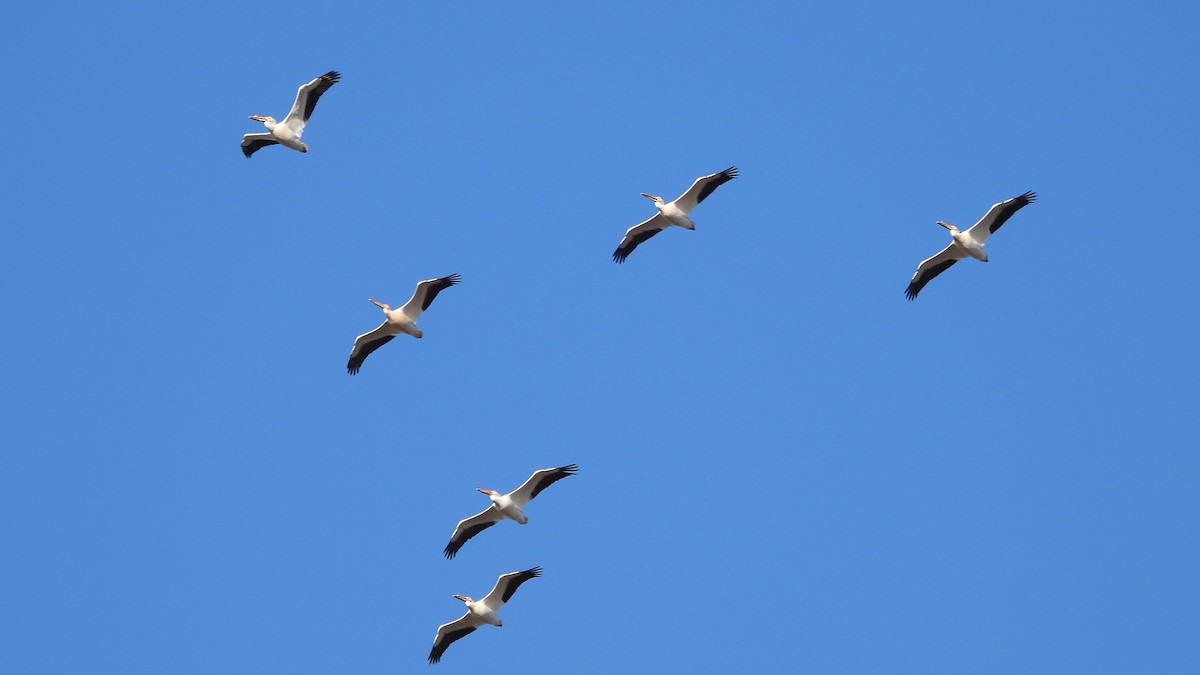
[905,191,1037,300]
[346,274,460,374]
[241,71,340,157]
[428,567,542,664]
[612,166,738,263]
[443,465,577,559]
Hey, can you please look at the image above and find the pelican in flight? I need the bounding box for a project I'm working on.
[443,465,577,559]
[346,274,460,375]
[905,191,1037,300]
[612,166,738,263]
[428,567,542,664]
[241,71,340,157]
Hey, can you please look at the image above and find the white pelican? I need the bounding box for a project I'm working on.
[428,567,542,664]
[241,71,340,157]
[443,465,577,559]
[612,166,738,263]
[346,274,460,375]
[905,191,1037,300]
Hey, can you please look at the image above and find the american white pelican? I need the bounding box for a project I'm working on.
[905,191,1037,300]
[612,166,738,263]
[241,71,340,157]
[428,567,542,664]
[346,274,460,375]
[443,465,577,559]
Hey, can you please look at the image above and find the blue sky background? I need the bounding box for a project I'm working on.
[3,1,1198,672]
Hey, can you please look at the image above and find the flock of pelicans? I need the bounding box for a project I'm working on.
[241,71,1040,664]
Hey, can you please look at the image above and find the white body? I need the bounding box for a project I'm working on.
[258,119,305,152]
[655,199,696,229]
[380,305,424,338]
[949,228,989,262]
[488,492,530,525]
[464,599,503,627]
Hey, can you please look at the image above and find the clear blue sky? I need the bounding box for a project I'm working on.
[3,1,1198,672]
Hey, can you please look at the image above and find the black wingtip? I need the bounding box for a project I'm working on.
[525,566,543,577]
[722,166,739,178]
[1019,190,1037,203]
[323,70,341,82]
[442,545,456,560]
[444,273,462,285]
[612,249,627,263]
[559,464,579,473]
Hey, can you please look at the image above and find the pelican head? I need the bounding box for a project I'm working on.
[936,220,959,233]
[248,115,276,126]
[452,594,473,604]
[476,488,499,496]
[640,193,664,205]
[369,299,391,311]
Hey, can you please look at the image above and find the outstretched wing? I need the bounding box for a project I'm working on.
[480,567,542,612]
[612,214,668,263]
[282,71,341,134]
[399,274,461,320]
[965,191,1036,244]
[673,166,738,213]
[346,322,397,374]
[905,243,965,300]
[428,613,480,664]
[443,506,503,559]
[241,133,279,158]
[509,465,578,508]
